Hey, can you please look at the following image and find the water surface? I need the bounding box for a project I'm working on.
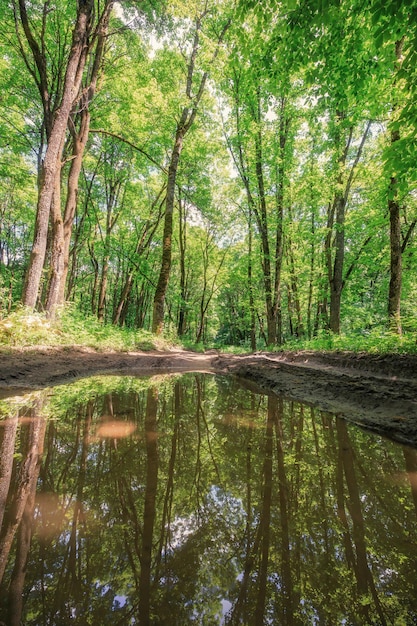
[0,373,416,624]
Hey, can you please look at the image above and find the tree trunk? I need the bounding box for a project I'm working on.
[59,109,91,304]
[177,194,188,337]
[21,0,93,308]
[152,128,184,334]
[254,123,276,345]
[388,39,404,334]
[57,3,114,306]
[388,179,402,334]
[152,13,230,334]
[273,97,287,345]
[248,207,257,351]
[45,148,65,316]
[329,192,345,334]
[97,252,109,322]
[114,189,164,326]
[327,118,371,334]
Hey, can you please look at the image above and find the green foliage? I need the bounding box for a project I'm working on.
[0,306,176,352]
[1,0,417,353]
[280,327,417,355]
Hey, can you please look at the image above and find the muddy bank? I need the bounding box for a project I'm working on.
[1,346,417,447]
[0,346,214,395]
[214,351,417,447]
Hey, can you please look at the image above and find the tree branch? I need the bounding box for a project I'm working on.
[89,128,167,173]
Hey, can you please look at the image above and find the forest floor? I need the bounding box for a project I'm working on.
[1,346,417,447]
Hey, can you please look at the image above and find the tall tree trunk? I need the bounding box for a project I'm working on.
[195,233,226,344]
[177,193,188,337]
[45,144,65,316]
[274,97,287,345]
[152,14,230,334]
[286,205,304,338]
[97,251,109,322]
[57,3,114,307]
[114,188,164,326]
[388,182,402,335]
[59,108,91,304]
[21,0,93,308]
[327,117,371,334]
[388,39,405,335]
[329,191,345,334]
[254,117,275,345]
[307,207,316,339]
[247,207,257,351]
[152,128,184,334]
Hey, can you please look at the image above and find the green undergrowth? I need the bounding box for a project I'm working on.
[209,328,417,355]
[0,307,176,352]
[0,307,416,356]
[274,328,417,355]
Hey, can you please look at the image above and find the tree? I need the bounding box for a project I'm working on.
[12,0,101,309]
[152,2,232,334]
[48,1,115,314]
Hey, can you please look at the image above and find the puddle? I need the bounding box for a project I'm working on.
[0,372,416,624]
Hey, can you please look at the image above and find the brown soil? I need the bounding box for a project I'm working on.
[1,346,417,447]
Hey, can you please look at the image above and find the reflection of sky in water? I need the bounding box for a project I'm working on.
[0,373,416,625]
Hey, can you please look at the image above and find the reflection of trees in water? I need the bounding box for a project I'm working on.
[0,374,417,624]
[0,397,46,625]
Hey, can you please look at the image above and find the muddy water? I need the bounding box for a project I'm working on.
[0,373,416,625]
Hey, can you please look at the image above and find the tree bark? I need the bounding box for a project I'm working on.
[254,120,275,345]
[45,142,65,315]
[327,117,371,334]
[152,127,184,334]
[57,2,114,307]
[177,193,188,337]
[247,207,257,351]
[388,39,405,334]
[329,192,345,334]
[58,108,91,304]
[152,14,230,334]
[21,0,93,308]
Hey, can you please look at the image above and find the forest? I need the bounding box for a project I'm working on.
[0,0,416,351]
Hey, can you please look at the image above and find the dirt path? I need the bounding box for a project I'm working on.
[1,346,417,447]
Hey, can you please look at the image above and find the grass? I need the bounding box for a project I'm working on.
[0,306,416,356]
[0,306,176,352]
[273,328,417,355]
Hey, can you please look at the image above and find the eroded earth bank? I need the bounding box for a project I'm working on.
[1,347,416,447]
